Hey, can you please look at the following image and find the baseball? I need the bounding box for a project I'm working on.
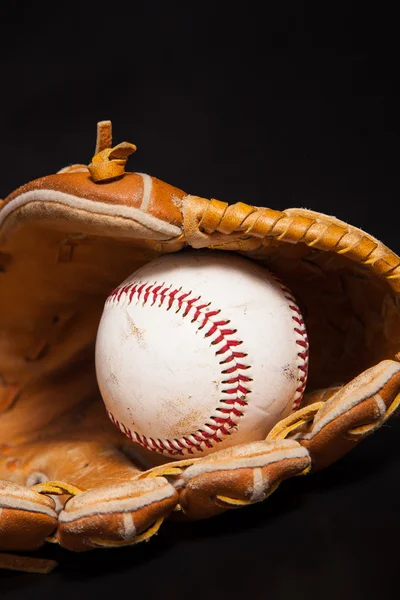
[95,250,309,458]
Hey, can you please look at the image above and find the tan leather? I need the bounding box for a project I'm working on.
[4,171,185,229]
[56,478,178,551]
[1,121,399,561]
[88,131,137,182]
[0,481,57,551]
[178,439,311,520]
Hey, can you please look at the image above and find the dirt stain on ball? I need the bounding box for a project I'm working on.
[282,363,297,381]
[126,314,147,349]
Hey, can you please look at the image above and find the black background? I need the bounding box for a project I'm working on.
[1,2,399,599]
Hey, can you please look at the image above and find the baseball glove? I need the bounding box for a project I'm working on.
[1,121,399,571]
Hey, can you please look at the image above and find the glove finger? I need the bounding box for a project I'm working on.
[297,359,400,471]
[179,439,310,520]
[0,480,57,551]
[57,477,178,551]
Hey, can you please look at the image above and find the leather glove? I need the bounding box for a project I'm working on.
[1,121,399,566]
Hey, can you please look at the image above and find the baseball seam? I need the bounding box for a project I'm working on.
[106,281,252,456]
[105,274,308,456]
[274,278,309,409]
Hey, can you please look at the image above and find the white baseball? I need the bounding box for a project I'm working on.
[95,250,309,458]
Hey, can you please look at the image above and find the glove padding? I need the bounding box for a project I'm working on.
[1,121,399,556]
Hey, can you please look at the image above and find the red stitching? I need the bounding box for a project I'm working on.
[271,273,309,411]
[292,316,303,325]
[136,283,146,299]
[129,285,138,302]
[222,363,249,373]
[289,303,302,315]
[106,281,252,456]
[296,339,308,348]
[220,352,247,363]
